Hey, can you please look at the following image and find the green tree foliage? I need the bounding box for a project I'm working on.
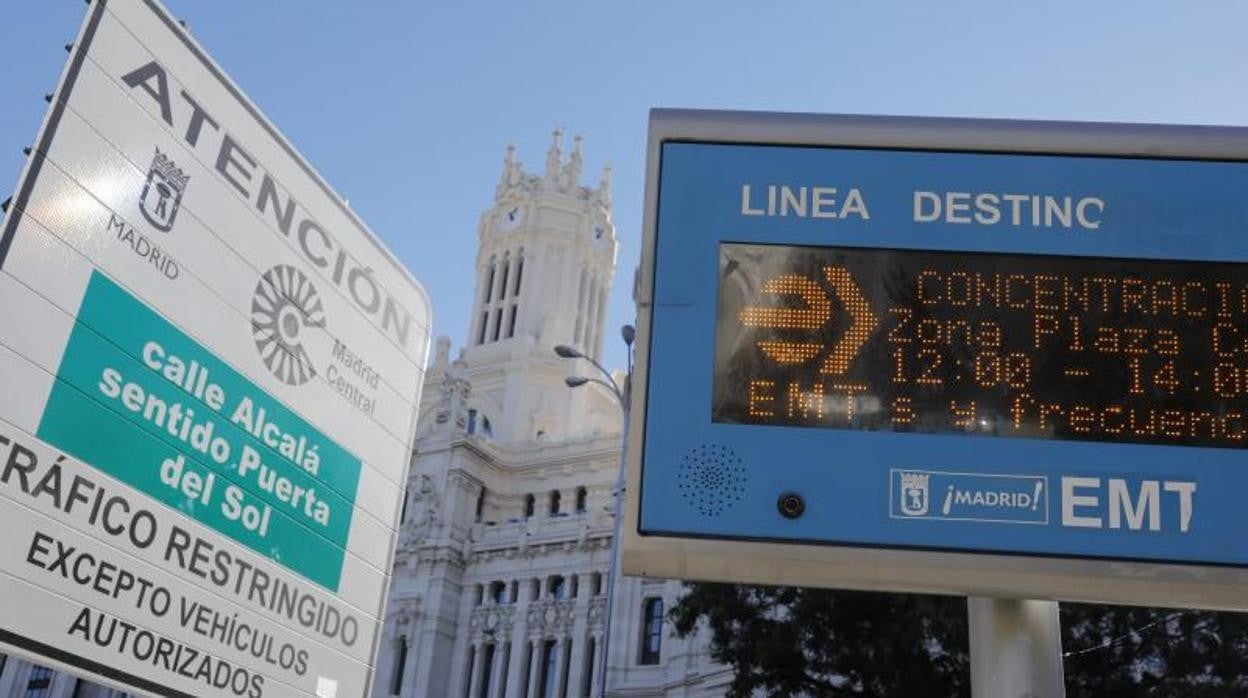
[669,584,969,697]
[1062,603,1248,697]
[670,584,1248,697]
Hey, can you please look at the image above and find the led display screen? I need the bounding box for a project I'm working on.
[714,242,1248,449]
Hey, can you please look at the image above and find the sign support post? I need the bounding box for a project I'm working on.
[968,597,1065,698]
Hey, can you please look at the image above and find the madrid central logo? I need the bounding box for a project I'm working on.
[251,264,327,386]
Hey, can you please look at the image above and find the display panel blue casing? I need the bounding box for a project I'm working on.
[639,141,1248,567]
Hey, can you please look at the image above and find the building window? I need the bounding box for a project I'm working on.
[506,304,518,338]
[575,487,587,514]
[477,258,497,347]
[26,666,53,698]
[548,575,566,599]
[524,494,535,519]
[391,636,408,695]
[475,486,487,523]
[491,581,507,604]
[548,490,561,516]
[591,572,603,596]
[474,584,484,606]
[498,256,510,302]
[478,251,526,345]
[639,598,663,665]
[530,579,541,602]
[538,640,558,698]
[485,263,497,305]
[468,410,492,439]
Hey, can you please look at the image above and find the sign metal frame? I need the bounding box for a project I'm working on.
[622,108,1248,611]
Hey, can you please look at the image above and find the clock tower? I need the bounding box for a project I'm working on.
[376,131,729,698]
[450,129,620,443]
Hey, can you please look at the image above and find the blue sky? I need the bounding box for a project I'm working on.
[4,1,1248,373]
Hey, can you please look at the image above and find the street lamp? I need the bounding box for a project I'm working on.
[553,339,628,407]
[556,326,634,698]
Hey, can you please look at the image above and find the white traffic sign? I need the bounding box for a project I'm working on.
[0,0,430,695]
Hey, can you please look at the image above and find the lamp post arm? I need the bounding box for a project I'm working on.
[580,377,625,408]
[582,354,621,397]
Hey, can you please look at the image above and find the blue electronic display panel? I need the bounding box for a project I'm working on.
[639,138,1248,570]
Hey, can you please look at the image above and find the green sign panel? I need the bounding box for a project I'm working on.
[38,272,361,590]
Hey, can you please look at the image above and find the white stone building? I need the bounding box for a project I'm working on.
[371,132,729,698]
[0,657,127,697]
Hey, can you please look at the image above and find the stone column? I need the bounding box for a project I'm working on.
[502,254,515,303]
[402,631,421,698]
[503,622,528,697]
[50,672,80,696]
[517,242,540,336]
[593,288,607,360]
[568,589,591,697]
[490,642,508,698]
[0,658,22,696]
[584,279,600,359]
[589,633,604,698]
[468,642,485,698]
[526,640,544,697]
[553,637,569,697]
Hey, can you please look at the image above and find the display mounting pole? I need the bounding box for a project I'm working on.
[968,597,1065,698]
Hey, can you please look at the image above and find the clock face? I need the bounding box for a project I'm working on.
[499,204,523,231]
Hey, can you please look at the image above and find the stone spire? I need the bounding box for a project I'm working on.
[544,128,563,181]
[565,134,584,189]
[596,164,612,208]
[496,142,522,200]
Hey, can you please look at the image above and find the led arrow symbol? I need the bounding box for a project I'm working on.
[818,266,878,375]
[738,266,878,376]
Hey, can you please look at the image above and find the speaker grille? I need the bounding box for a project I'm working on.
[677,444,746,517]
